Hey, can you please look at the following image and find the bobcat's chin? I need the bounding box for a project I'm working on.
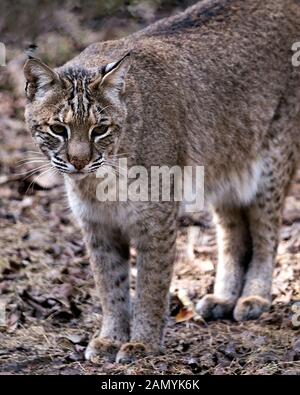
[65,172,89,181]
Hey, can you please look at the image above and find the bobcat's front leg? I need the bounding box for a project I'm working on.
[83,222,131,362]
[116,205,177,363]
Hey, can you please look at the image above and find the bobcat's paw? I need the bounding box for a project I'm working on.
[233,295,270,321]
[116,342,155,364]
[85,337,121,363]
[196,294,235,320]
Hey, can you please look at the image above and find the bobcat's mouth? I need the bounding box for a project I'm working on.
[50,153,105,178]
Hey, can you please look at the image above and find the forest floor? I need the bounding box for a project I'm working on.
[1,1,300,375]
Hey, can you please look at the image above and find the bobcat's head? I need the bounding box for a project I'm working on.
[24,53,131,179]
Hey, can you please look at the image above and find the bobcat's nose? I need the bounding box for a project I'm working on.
[69,156,90,171]
[68,138,91,171]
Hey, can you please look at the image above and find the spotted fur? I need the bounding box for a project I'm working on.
[24,0,300,363]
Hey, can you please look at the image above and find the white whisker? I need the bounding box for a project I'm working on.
[16,158,45,164]
[99,104,113,115]
[16,160,47,168]
[26,167,54,193]
[14,163,50,177]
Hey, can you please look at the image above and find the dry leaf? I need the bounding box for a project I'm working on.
[175,306,195,323]
[175,289,195,323]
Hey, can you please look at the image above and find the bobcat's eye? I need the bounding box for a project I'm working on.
[90,125,110,142]
[49,124,68,139]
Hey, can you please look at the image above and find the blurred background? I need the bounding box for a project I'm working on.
[0,1,196,64]
[0,0,198,96]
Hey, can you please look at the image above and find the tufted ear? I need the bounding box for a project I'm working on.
[89,52,131,94]
[24,58,61,100]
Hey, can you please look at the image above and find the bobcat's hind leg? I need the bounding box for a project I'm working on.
[197,206,252,320]
[234,144,296,321]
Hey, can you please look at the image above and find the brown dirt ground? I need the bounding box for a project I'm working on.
[0,1,300,375]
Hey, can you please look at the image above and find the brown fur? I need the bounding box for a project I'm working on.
[24,0,300,363]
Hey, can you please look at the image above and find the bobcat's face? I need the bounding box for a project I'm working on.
[24,54,131,178]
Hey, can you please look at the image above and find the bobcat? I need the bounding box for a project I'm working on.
[24,0,300,363]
